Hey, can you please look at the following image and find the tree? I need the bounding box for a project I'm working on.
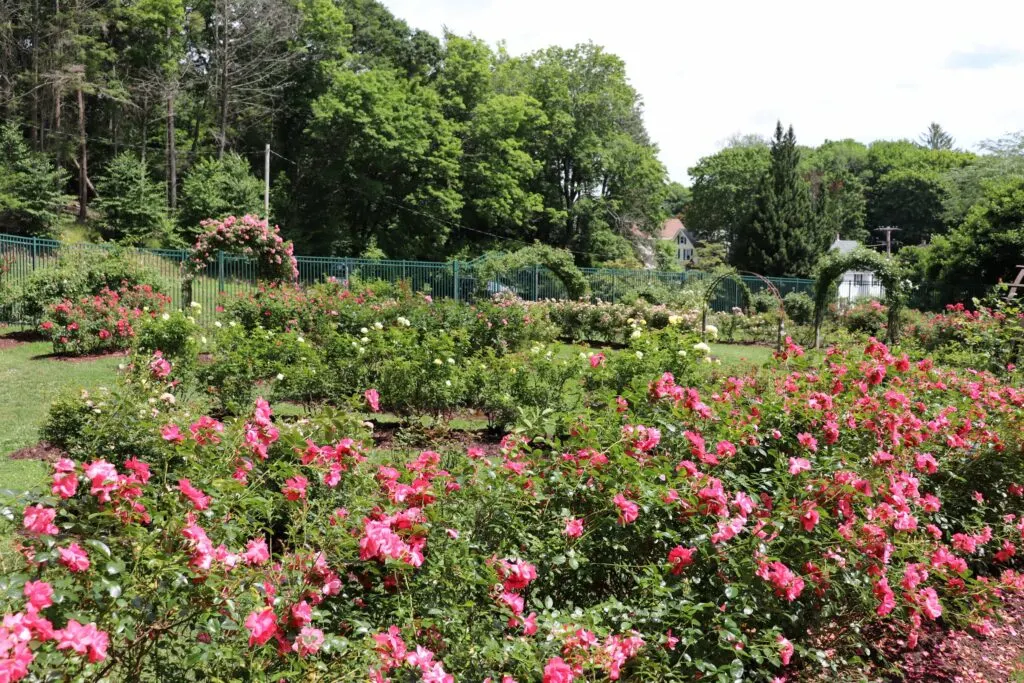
[866,169,948,247]
[925,176,1024,289]
[802,139,869,242]
[919,122,955,151]
[94,152,172,243]
[502,43,667,261]
[0,123,69,235]
[662,181,691,218]
[178,154,264,234]
[294,65,463,258]
[732,122,828,277]
[686,143,770,245]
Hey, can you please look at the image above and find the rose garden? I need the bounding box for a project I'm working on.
[3,217,1024,681]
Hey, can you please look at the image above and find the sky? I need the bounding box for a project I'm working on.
[381,0,1024,184]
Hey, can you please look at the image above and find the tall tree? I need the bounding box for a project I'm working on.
[919,122,955,150]
[686,142,770,245]
[733,122,827,277]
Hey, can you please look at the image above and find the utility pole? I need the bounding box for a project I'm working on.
[264,143,271,220]
[875,226,900,256]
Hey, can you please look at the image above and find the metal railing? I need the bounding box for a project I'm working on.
[0,233,819,324]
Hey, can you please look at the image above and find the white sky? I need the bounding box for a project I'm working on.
[381,0,1024,184]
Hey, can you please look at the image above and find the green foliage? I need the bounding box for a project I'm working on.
[782,291,814,325]
[923,175,1024,291]
[866,169,948,247]
[733,123,830,277]
[94,152,173,243]
[475,244,590,300]
[686,142,770,244]
[0,124,69,235]
[18,249,166,318]
[178,154,264,235]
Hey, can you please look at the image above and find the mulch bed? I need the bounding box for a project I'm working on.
[0,329,47,349]
[370,422,503,455]
[888,592,1024,682]
[8,441,67,463]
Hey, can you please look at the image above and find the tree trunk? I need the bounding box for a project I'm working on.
[167,89,177,209]
[76,82,87,222]
[216,0,228,159]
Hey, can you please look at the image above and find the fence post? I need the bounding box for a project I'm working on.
[31,236,38,271]
[217,250,225,293]
[533,263,539,301]
[453,261,460,301]
[612,273,616,301]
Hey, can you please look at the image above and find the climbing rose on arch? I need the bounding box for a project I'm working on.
[185,215,298,283]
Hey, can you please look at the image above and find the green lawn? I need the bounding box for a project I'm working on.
[0,335,121,457]
[710,343,774,370]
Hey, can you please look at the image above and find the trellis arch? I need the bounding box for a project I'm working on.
[700,270,787,350]
[183,214,298,284]
[474,244,590,300]
[812,247,908,346]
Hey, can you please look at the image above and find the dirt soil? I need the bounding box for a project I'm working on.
[8,441,67,463]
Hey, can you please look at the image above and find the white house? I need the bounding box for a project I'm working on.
[659,218,698,265]
[830,236,885,302]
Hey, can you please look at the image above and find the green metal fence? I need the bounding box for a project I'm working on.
[0,233,822,324]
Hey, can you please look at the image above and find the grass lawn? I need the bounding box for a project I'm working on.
[710,343,774,370]
[0,335,122,487]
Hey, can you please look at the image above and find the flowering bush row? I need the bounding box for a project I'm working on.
[6,336,1024,680]
[38,283,171,355]
[190,314,703,425]
[905,296,1024,374]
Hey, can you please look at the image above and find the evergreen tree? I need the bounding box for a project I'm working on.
[919,122,955,151]
[733,122,828,277]
[95,153,172,244]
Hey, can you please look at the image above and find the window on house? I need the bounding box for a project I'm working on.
[853,274,864,286]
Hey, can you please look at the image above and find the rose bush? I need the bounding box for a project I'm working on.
[6,336,1024,681]
[38,283,171,355]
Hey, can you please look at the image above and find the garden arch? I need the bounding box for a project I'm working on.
[700,270,788,350]
[183,214,299,285]
[473,244,590,301]
[812,248,907,347]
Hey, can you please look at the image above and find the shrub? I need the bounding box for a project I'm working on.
[19,248,166,319]
[184,215,298,284]
[782,291,814,325]
[840,298,888,336]
[39,283,171,355]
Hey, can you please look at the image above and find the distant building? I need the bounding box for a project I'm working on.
[830,236,885,302]
[659,218,698,265]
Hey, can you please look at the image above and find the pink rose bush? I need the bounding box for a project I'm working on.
[39,283,170,355]
[6,337,1024,680]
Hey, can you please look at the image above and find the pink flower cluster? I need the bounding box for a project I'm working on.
[371,626,454,683]
[187,215,299,283]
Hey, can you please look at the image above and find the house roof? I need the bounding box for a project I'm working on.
[830,237,860,255]
[659,218,684,240]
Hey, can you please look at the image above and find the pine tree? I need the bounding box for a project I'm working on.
[919,122,955,151]
[732,122,829,277]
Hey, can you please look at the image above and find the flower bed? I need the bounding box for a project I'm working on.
[5,338,1024,680]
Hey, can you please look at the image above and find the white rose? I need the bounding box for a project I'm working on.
[161,313,170,321]
[374,322,384,330]
[215,321,223,328]
[360,327,369,334]
[434,359,443,366]
[693,342,711,354]
[630,330,642,339]
[276,373,285,381]
[447,357,455,365]
[635,351,644,359]
[445,380,452,387]
[297,336,305,343]
[705,324,719,338]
